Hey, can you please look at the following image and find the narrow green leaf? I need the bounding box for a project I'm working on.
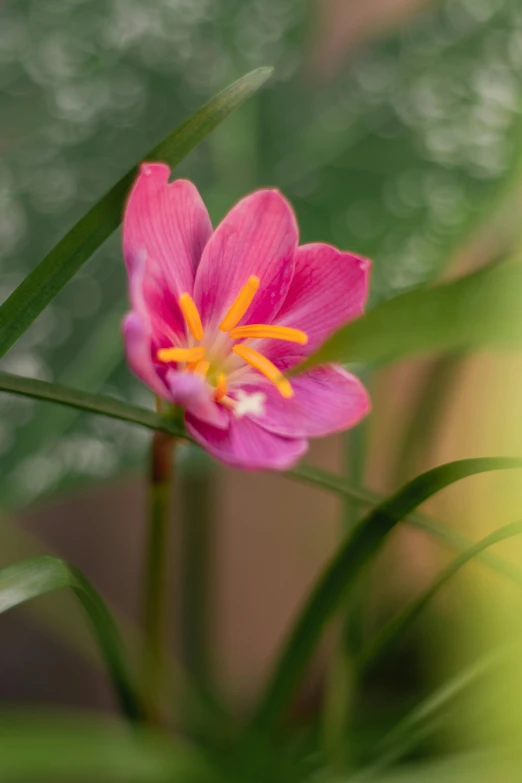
[0,712,215,782]
[288,464,522,589]
[0,68,272,359]
[0,372,185,438]
[249,457,522,735]
[357,518,522,674]
[298,261,522,371]
[0,556,143,722]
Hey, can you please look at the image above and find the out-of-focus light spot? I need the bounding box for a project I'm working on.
[0,353,51,382]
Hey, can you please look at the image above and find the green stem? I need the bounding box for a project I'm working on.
[142,430,175,725]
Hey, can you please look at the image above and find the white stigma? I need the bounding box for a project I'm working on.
[233,390,266,419]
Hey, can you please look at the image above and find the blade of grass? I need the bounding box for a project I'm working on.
[249,458,522,736]
[0,515,234,741]
[288,464,522,589]
[357,518,522,674]
[0,372,185,437]
[0,556,143,722]
[0,67,272,359]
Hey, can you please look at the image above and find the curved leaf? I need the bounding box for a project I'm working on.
[357,518,522,674]
[0,67,272,359]
[0,556,143,722]
[290,464,522,589]
[298,261,522,372]
[249,457,522,735]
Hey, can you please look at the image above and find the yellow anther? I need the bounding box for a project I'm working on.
[229,325,308,344]
[179,292,204,341]
[214,373,227,402]
[232,344,293,399]
[193,359,210,377]
[157,346,206,363]
[219,276,260,332]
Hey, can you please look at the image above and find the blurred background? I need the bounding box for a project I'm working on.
[2,0,522,774]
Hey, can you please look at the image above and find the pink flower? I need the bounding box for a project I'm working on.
[122,163,371,470]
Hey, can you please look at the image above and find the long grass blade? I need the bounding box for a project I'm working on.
[0,68,272,358]
[0,556,143,722]
[249,458,522,735]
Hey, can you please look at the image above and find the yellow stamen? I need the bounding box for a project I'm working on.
[229,325,308,344]
[232,344,293,398]
[219,276,260,332]
[179,292,204,341]
[157,346,206,363]
[193,359,210,376]
[214,373,227,401]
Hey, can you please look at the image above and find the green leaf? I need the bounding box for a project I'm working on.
[0,372,185,439]
[292,464,522,584]
[0,556,143,722]
[0,712,215,782]
[0,67,272,359]
[298,261,522,371]
[357,518,522,674]
[249,457,522,735]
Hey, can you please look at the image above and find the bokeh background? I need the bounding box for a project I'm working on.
[2,0,522,773]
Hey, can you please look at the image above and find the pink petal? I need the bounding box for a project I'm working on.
[128,253,185,345]
[167,372,228,430]
[122,312,170,399]
[262,243,370,361]
[186,413,308,470]
[240,365,370,438]
[123,163,212,337]
[193,190,298,331]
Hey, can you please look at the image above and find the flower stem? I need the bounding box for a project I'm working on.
[142,429,175,725]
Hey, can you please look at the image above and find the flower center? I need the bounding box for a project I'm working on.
[156,276,308,403]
